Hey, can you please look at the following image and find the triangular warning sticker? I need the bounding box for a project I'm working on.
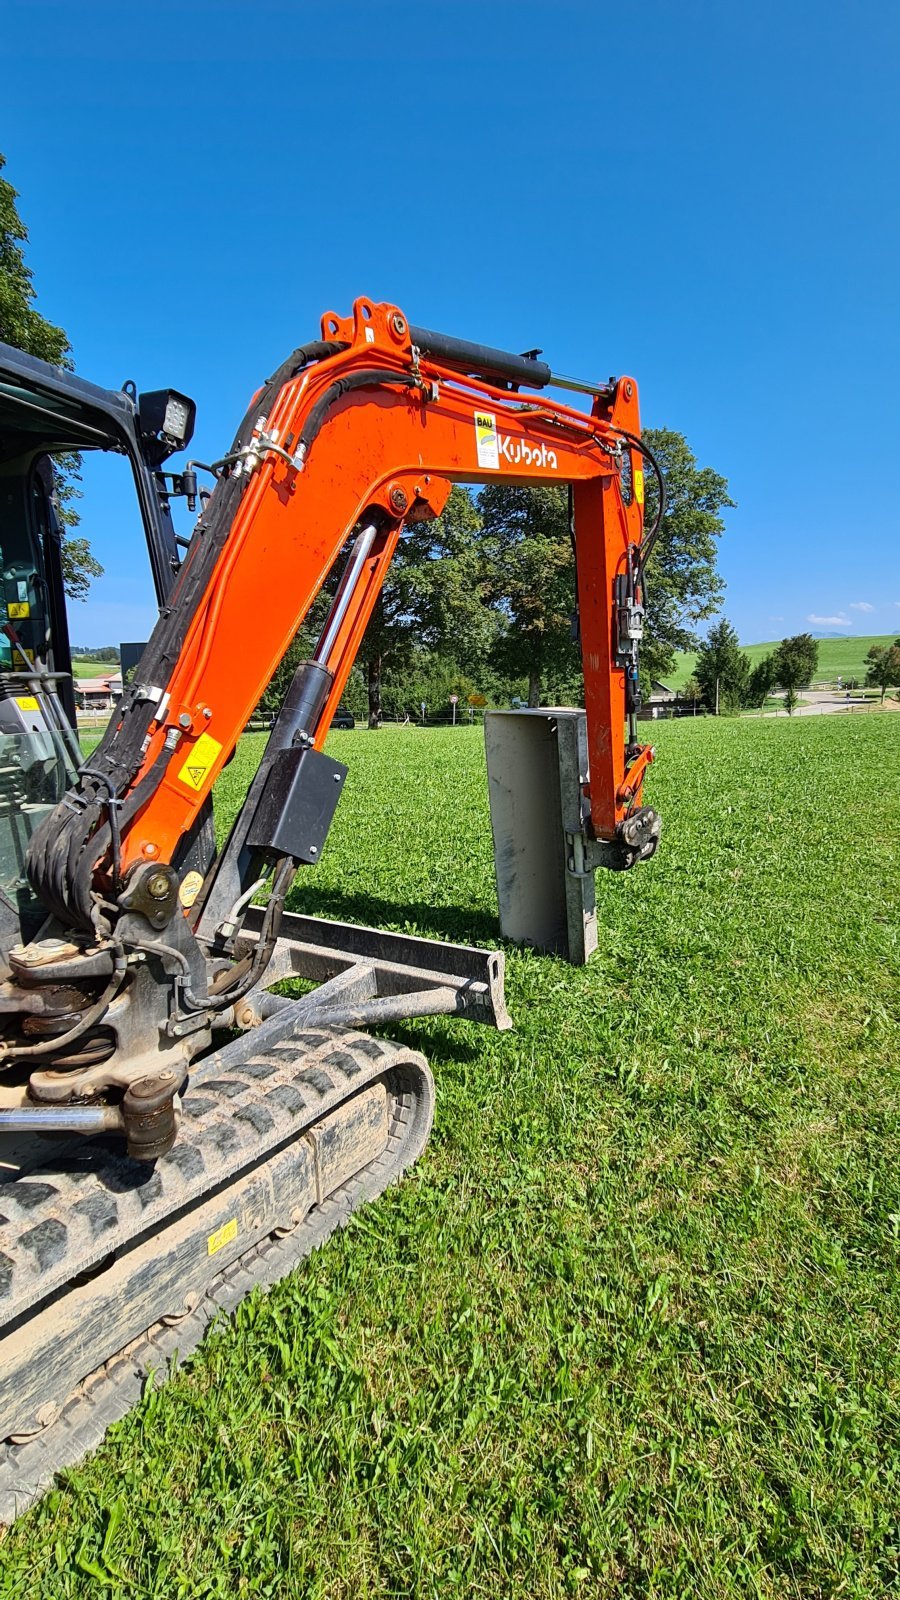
[176,731,223,793]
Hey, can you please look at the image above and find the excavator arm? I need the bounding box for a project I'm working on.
[28,296,659,944]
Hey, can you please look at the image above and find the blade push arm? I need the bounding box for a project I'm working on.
[29,298,658,931]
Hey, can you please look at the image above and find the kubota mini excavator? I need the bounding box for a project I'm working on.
[0,298,661,1517]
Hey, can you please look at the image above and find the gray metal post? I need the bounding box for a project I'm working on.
[484,709,598,964]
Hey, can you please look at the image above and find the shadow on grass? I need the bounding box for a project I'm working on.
[285,884,499,949]
[384,1023,484,1065]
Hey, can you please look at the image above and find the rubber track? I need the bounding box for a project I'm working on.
[0,1027,433,1523]
[0,1025,408,1321]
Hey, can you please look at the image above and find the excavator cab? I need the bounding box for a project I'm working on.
[0,343,193,940]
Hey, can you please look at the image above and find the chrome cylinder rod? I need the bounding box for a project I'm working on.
[313,520,379,666]
[0,1104,124,1134]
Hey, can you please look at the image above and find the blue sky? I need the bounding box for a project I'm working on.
[4,0,899,648]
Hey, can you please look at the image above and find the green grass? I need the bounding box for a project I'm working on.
[71,659,119,680]
[3,717,900,1597]
[668,635,898,691]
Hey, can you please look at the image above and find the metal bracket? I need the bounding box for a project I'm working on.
[238,907,511,1032]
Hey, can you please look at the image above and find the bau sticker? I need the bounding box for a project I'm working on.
[474,411,499,470]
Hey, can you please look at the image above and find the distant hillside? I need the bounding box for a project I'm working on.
[666,634,898,691]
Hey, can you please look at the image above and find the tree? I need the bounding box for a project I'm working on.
[257,590,331,717]
[678,674,704,712]
[60,538,104,601]
[865,640,900,704]
[771,633,818,716]
[694,618,749,714]
[359,486,496,727]
[639,429,732,682]
[476,429,730,708]
[478,483,574,706]
[747,653,777,712]
[0,153,102,598]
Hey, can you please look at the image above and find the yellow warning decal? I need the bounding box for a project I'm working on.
[634,468,644,506]
[7,602,30,619]
[179,869,204,909]
[474,410,499,471]
[207,1217,238,1256]
[176,730,222,793]
[15,696,39,712]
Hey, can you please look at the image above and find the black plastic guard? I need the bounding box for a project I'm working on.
[246,745,347,863]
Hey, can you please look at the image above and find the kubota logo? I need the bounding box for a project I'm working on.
[473,410,559,472]
[498,434,558,471]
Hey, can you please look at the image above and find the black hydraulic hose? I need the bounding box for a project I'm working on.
[26,338,349,926]
[78,768,123,889]
[70,746,175,931]
[28,743,173,930]
[183,856,295,1013]
[614,428,667,571]
[296,368,418,461]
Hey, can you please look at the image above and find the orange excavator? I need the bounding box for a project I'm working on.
[0,298,662,1515]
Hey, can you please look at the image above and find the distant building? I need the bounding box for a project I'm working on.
[638,680,680,720]
[76,674,122,711]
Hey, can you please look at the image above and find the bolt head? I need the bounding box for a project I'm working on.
[148,872,171,899]
[129,1073,172,1101]
[389,486,409,512]
[178,712,191,730]
[391,313,407,336]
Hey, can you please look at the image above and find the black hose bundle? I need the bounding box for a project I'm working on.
[26,339,347,933]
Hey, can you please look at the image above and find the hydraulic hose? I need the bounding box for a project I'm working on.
[296,369,418,463]
[614,428,667,571]
[183,856,295,1013]
[26,339,349,931]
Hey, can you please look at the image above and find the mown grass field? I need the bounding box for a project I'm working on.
[3,715,899,1597]
[71,659,119,680]
[669,635,898,691]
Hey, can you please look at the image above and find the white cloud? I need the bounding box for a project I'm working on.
[807,613,849,626]
[850,601,875,613]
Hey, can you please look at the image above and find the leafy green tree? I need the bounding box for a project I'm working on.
[747,653,777,711]
[60,538,104,600]
[694,618,749,714]
[865,640,900,703]
[360,487,495,726]
[0,153,102,598]
[772,633,818,716]
[478,483,573,707]
[678,673,704,710]
[258,591,331,716]
[639,428,732,681]
[477,429,730,706]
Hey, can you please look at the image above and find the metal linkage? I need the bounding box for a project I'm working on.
[239,907,511,1031]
